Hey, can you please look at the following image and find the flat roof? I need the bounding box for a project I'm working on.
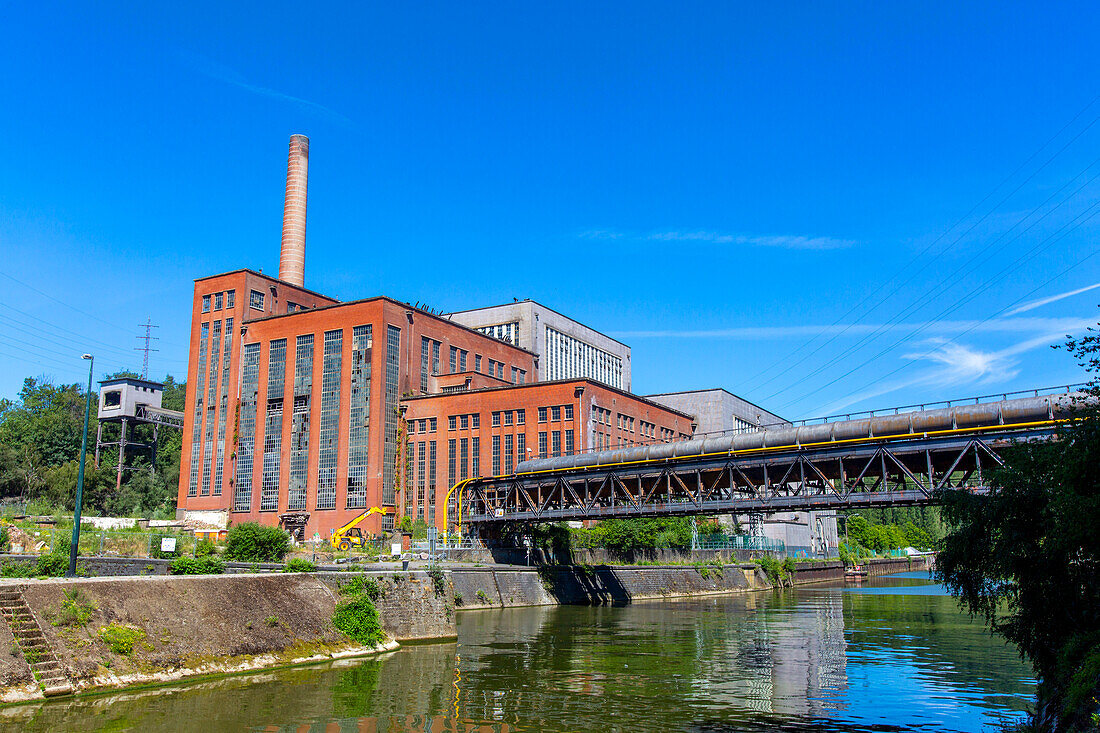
[242,295,539,358]
[100,377,163,390]
[645,388,787,422]
[446,299,631,350]
[402,378,695,420]
[193,268,338,303]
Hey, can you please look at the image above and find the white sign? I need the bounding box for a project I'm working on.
[391,543,402,556]
[494,508,505,518]
[160,537,177,553]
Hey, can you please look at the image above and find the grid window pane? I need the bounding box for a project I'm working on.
[347,325,373,508]
[317,330,342,510]
[233,342,260,512]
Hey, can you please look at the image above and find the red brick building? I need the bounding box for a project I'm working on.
[401,380,694,525]
[178,269,537,537]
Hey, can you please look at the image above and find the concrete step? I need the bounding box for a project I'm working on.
[31,661,60,672]
[42,684,72,697]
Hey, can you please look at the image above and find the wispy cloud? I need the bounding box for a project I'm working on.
[1006,282,1100,315]
[612,316,1094,340]
[818,330,1076,414]
[647,231,855,250]
[178,50,352,126]
[580,228,854,250]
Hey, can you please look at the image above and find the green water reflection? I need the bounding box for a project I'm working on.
[2,572,1033,732]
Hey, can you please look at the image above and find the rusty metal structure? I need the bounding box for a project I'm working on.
[455,386,1088,529]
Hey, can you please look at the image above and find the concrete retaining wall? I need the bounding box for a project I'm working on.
[0,571,455,702]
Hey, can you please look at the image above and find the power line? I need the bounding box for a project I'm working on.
[740,94,1100,394]
[781,200,1100,413]
[759,152,1100,404]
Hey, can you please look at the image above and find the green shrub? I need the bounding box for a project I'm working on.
[339,576,382,601]
[0,561,35,578]
[169,556,225,575]
[35,550,67,578]
[426,568,446,596]
[331,578,385,647]
[194,539,216,557]
[53,589,95,627]
[99,624,145,655]
[224,523,291,563]
[284,558,316,573]
[757,556,793,586]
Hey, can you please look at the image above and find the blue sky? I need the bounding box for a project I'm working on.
[2,2,1099,419]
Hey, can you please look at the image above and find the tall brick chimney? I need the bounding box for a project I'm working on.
[279,134,309,287]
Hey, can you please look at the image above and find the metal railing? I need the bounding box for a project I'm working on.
[693,535,786,552]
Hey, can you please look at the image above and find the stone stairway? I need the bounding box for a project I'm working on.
[0,587,72,696]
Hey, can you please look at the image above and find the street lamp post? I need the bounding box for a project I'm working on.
[67,354,93,578]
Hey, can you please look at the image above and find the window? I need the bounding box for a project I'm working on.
[518,369,526,385]
[474,321,520,345]
[551,406,561,422]
[381,325,401,505]
[459,350,467,371]
[497,362,504,379]
[503,410,513,427]
[201,295,211,313]
[504,434,513,474]
[447,415,456,431]
[565,430,574,456]
[226,290,235,308]
[538,432,548,459]
[316,331,341,511]
[517,434,526,466]
[492,435,501,475]
[460,438,469,480]
[250,290,265,311]
[448,439,456,490]
[286,301,299,313]
[232,343,260,512]
[417,419,426,433]
[429,417,437,432]
[472,437,480,477]
[475,354,482,372]
[261,339,287,512]
[538,407,547,423]
[516,409,525,425]
[449,346,457,373]
[511,366,518,384]
[214,292,223,311]
[460,414,468,430]
[564,405,573,420]
[288,334,313,511]
[472,413,480,429]
[432,341,440,377]
[420,337,431,392]
[552,431,561,457]
[492,411,500,427]
[347,325,373,508]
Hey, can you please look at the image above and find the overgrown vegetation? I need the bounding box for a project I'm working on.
[935,327,1100,731]
[99,624,146,656]
[284,558,316,573]
[331,576,385,647]
[0,373,184,517]
[757,556,797,587]
[168,556,225,575]
[426,567,446,596]
[568,517,724,552]
[52,588,96,627]
[223,523,291,563]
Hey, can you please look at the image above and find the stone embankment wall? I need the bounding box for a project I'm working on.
[450,556,930,609]
[0,571,455,703]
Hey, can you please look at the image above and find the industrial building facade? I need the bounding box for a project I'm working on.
[448,300,632,391]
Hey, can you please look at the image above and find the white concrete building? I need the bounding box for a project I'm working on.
[448,300,631,391]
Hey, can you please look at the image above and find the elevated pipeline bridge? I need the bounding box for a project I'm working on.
[453,386,1089,529]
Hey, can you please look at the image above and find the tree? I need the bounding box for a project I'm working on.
[935,326,1100,730]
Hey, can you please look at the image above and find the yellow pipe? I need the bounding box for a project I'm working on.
[451,418,1067,523]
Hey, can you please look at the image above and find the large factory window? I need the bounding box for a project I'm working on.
[213,318,233,496]
[103,390,121,408]
[188,322,209,497]
[346,325,373,509]
[261,338,287,512]
[288,334,313,511]
[316,330,342,511]
[225,289,235,308]
[381,325,401,506]
[202,295,210,313]
[232,343,260,512]
[249,290,265,311]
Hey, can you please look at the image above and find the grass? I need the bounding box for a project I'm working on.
[99,624,146,656]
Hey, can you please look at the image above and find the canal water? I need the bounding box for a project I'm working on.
[2,571,1034,732]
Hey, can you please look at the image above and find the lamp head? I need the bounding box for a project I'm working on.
[81,354,92,360]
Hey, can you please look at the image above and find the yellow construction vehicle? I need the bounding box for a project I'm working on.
[331,507,390,551]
